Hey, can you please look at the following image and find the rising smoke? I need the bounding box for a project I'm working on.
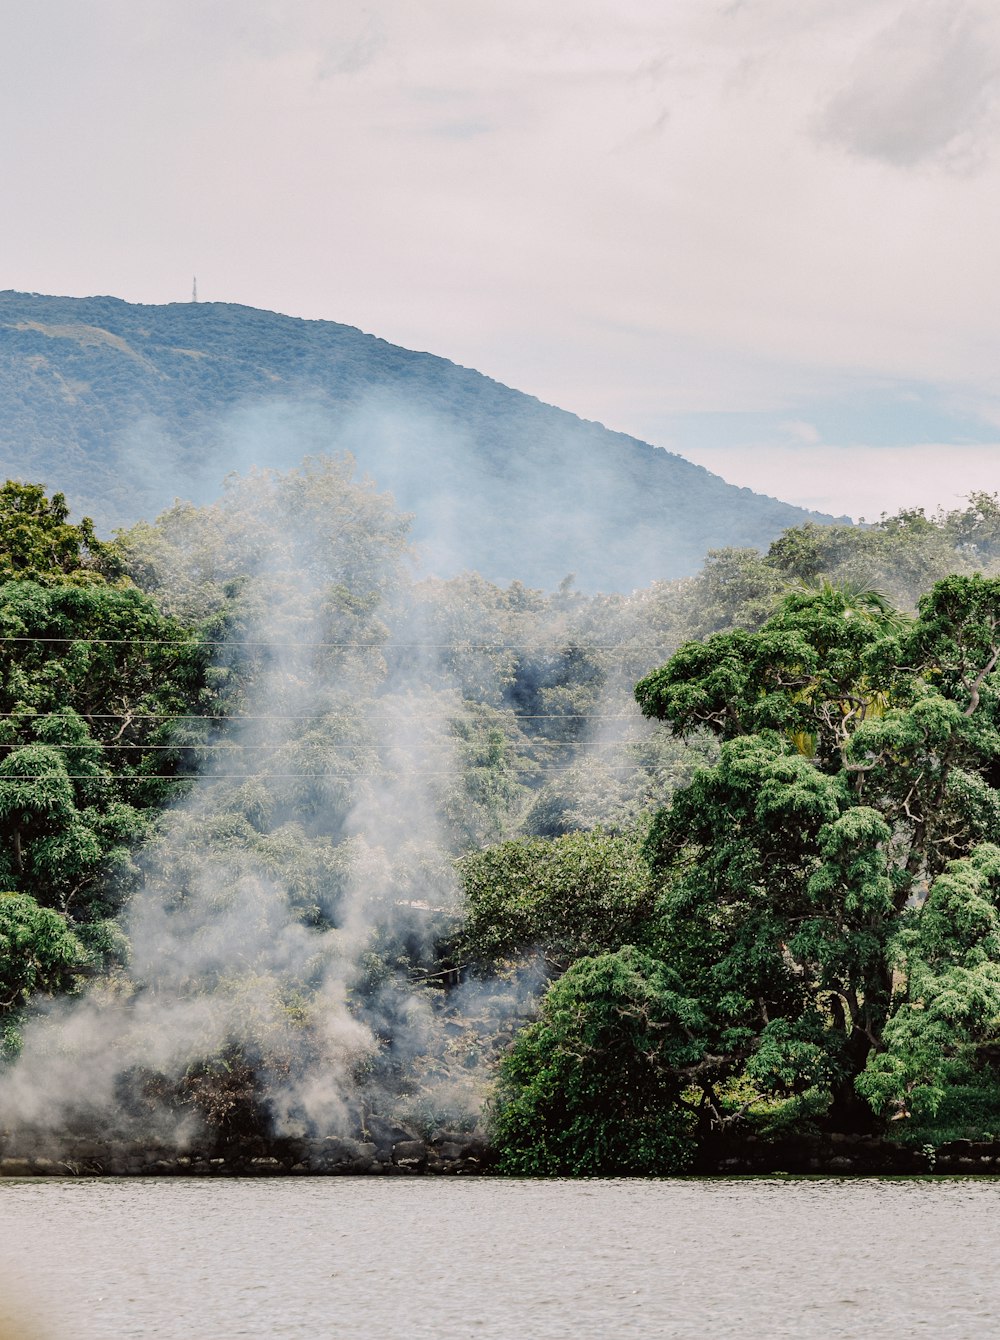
[0,430,689,1153]
[0,455,536,1149]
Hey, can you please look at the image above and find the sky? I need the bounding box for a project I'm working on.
[3,0,998,520]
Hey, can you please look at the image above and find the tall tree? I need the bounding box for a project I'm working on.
[0,481,123,583]
[632,576,1000,1130]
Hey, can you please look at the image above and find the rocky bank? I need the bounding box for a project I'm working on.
[0,1128,495,1177]
[4,1129,1000,1178]
[696,1132,1000,1176]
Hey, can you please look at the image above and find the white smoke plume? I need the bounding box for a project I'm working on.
[0,454,536,1149]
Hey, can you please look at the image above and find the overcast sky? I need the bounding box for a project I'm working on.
[3,0,998,519]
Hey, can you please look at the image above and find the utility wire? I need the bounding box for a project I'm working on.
[0,739,656,750]
[0,636,671,651]
[0,711,646,721]
[0,765,663,780]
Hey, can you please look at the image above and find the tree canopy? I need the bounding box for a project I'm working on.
[491,573,1000,1169]
[2,472,1000,1168]
[0,481,123,583]
[633,575,1000,1133]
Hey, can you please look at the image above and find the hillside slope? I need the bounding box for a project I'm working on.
[0,291,840,589]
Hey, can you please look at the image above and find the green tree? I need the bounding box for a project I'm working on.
[676,546,786,638]
[765,500,1000,612]
[0,892,86,1015]
[630,575,1000,1132]
[857,844,1000,1122]
[490,947,701,1175]
[0,581,210,918]
[0,482,123,583]
[0,485,212,926]
[459,828,654,971]
[943,491,1000,564]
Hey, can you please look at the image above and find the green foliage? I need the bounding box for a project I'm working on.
[459,829,654,969]
[675,547,786,637]
[1,1011,23,1061]
[858,845,1000,1120]
[2,460,998,1166]
[0,579,204,728]
[490,947,699,1175]
[0,892,86,1011]
[122,455,410,630]
[635,579,913,767]
[443,719,531,849]
[0,570,210,918]
[944,491,1000,564]
[765,502,1000,611]
[0,481,123,583]
[634,573,1000,1135]
[880,1077,1000,1145]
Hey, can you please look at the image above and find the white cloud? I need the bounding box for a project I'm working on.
[817,2,1000,170]
[4,0,1000,470]
[781,420,823,445]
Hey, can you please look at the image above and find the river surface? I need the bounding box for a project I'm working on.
[1,1176,997,1339]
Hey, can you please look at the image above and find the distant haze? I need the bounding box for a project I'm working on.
[0,292,842,592]
[679,443,999,521]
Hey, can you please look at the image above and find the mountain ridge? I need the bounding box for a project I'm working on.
[0,290,844,590]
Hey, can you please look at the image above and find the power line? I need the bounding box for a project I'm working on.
[0,765,665,781]
[0,636,671,652]
[0,739,656,750]
[0,711,646,721]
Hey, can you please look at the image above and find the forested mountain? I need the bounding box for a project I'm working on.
[0,291,841,590]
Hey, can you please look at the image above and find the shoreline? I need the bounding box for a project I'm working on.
[694,1132,1000,1177]
[0,1130,495,1178]
[2,1131,999,1178]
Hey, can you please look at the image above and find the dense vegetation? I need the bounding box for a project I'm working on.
[1,471,999,1171]
[0,290,837,588]
[0,482,212,1020]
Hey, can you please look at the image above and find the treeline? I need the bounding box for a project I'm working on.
[0,469,999,1167]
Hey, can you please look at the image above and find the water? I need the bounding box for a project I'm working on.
[1,1177,997,1339]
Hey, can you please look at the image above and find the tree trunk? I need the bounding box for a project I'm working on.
[828,1026,879,1132]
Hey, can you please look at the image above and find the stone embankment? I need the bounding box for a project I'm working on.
[700,1133,1000,1176]
[5,1129,1000,1177]
[0,1129,495,1177]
